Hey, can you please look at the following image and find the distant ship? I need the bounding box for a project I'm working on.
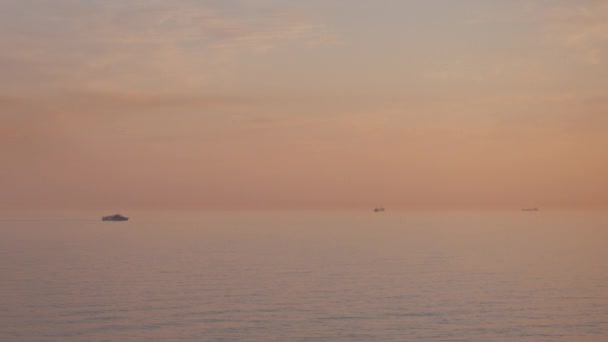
[521,208,539,212]
[374,207,385,212]
[102,214,129,221]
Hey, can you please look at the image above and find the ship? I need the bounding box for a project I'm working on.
[521,208,539,212]
[102,214,129,221]
[374,207,385,212]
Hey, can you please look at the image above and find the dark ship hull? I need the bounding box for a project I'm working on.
[102,214,129,221]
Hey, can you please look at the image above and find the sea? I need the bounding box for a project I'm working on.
[1,210,607,341]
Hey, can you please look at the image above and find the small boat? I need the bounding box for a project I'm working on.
[521,208,539,212]
[374,207,385,212]
[102,214,129,221]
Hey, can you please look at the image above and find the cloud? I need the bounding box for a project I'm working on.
[0,91,251,121]
[545,1,608,64]
[0,0,333,94]
[464,1,608,66]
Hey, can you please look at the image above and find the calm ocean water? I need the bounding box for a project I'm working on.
[1,210,607,341]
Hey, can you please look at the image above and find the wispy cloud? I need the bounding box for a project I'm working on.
[545,0,608,64]
[464,1,608,65]
[0,0,334,94]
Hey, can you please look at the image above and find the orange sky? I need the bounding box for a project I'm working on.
[1,0,607,211]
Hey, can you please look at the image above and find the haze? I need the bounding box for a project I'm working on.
[1,0,607,211]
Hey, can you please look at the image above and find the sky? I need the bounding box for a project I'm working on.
[1,0,607,211]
